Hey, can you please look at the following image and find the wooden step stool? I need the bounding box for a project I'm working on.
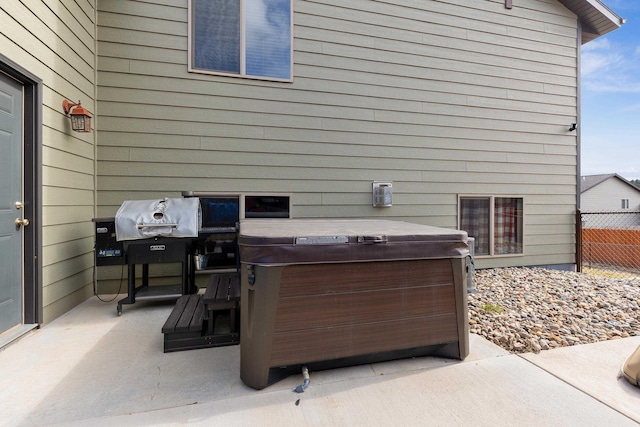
[162,272,240,352]
[202,272,241,339]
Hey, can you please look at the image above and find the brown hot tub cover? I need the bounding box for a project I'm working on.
[239,218,469,265]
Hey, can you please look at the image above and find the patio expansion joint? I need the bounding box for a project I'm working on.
[516,353,639,425]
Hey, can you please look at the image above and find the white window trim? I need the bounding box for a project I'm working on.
[187,0,294,82]
[622,199,630,209]
[458,195,525,258]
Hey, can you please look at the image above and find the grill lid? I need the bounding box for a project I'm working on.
[115,198,201,241]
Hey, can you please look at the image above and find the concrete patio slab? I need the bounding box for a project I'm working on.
[521,336,640,424]
[0,296,638,426]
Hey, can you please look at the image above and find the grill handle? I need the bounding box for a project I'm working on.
[136,223,178,229]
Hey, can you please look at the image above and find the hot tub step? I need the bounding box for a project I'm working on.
[162,289,240,353]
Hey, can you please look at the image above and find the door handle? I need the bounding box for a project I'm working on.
[15,218,30,227]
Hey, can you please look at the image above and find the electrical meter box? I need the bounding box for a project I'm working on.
[372,181,393,207]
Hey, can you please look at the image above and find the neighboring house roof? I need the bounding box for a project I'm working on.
[558,0,625,44]
[581,174,640,193]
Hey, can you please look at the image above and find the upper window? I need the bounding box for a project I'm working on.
[459,196,524,257]
[622,199,630,209]
[189,0,293,81]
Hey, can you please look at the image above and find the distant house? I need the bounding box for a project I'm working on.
[581,174,640,212]
[580,174,640,229]
[0,1,624,343]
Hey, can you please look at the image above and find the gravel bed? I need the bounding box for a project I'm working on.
[468,267,640,354]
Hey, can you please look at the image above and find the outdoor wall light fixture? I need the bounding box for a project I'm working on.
[569,123,577,132]
[62,99,92,132]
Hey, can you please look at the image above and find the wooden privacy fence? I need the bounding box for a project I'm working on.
[578,211,640,275]
[582,228,640,268]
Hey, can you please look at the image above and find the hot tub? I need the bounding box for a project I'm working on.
[238,219,469,390]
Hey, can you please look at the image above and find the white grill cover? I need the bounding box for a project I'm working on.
[115,198,201,241]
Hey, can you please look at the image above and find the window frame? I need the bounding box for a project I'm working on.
[458,195,525,258]
[622,199,630,209]
[187,0,294,82]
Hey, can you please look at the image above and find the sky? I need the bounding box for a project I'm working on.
[580,0,640,181]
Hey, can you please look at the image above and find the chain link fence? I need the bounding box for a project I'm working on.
[578,211,640,279]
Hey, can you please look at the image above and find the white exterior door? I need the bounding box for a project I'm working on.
[0,72,24,335]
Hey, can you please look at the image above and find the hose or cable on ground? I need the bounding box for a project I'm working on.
[293,365,310,393]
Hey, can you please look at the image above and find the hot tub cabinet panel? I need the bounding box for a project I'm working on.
[239,219,469,390]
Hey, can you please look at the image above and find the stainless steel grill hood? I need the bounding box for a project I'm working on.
[115,198,201,241]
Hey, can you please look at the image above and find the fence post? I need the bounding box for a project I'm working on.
[576,209,582,272]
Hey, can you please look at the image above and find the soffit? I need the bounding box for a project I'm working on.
[557,0,624,44]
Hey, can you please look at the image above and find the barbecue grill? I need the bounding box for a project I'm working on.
[98,198,202,315]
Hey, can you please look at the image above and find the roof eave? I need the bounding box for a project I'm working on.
[557,0,625,44]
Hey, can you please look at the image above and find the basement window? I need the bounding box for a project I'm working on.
[459,196,524,257]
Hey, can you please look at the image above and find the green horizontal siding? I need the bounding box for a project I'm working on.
[96,0,579,270]
[1,0,98,323]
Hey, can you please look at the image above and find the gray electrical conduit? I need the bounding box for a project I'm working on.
[293,366,310,393]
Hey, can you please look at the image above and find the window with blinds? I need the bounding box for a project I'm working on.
[189,0,293,81]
